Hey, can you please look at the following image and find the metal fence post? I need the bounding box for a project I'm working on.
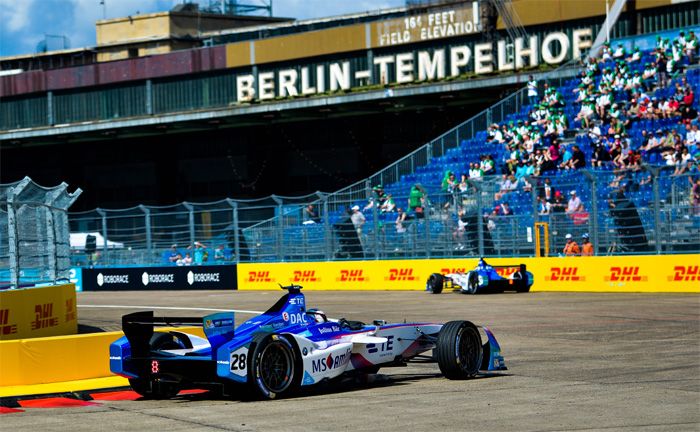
[320,194,332,260]
[650,166,662,254]
[97,208,108,263]
[476,182,484,257]
[226,199,240,263]
[271,195,284,261]
[44,186,66,282]
[7,178,30,289]
[183,202,195,246]
[582,170,599,255]
[140,205,153,259]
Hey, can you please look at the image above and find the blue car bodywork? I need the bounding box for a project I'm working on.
[110,285,506,399]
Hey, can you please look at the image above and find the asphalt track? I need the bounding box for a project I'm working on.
[3,290,699,432]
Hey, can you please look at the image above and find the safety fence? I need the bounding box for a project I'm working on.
[65,168,699,267]
[1,177,81,289]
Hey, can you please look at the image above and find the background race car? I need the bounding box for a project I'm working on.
[110,284,507,400]
[427,259,534,294]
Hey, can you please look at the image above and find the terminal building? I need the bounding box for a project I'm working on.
[1,0,698,210]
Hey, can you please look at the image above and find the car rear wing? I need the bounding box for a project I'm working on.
[122,311,203,357]
[122,311,236,357]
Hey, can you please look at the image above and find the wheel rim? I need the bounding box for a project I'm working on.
[456,326,480,374]
[259,341,294,393]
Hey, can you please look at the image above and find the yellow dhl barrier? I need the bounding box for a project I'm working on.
[0,284,77,341]
[0,327,204,387]
[237,255,700,293]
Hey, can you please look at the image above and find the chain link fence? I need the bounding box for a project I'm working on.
[1,177,81,289]
[67,168,699,267]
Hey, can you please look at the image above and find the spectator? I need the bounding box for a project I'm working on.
[537,196,551,215]
[562,145,586,170]
[692,178,700,216]
[563,233,581,256]
[167,244,180,264]
[395,207,408,233]
[303,204,320,224]
[441,170,457,194]
[350,205,366,237]
[181,253,193,266]
[551,191,567,213]
[581,233,594,256]
[566,190,582,216]
[494,174,519,200]
[380,194,396,213]
[214,245,226,263]
[192,241,208,265]
[527,75,538,106]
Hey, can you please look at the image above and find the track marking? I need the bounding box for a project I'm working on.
[77,305,263,315]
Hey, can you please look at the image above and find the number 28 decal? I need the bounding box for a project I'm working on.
[230,347,248,376]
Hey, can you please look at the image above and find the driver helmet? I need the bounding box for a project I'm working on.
[306,308,327,324]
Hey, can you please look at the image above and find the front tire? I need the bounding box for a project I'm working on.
[465,271,479,294]
[249,335,300,399]
[427,273,444,294]
[436,320,483,379]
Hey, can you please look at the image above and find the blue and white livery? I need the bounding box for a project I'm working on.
[110,284,506,399]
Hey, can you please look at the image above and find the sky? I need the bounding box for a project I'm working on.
[0,0,405,57]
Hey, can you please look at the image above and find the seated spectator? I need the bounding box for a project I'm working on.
[469,163,483,180]
[561,145,586,170]
[380,194,396,213]
[303,204,320,224]
[537,196,551,215]
[180,253,193,266]
[591,143,612,167]
[566,190,583,216]
[167,244,180,264]
[494,174,519,200]
[395,208,408,233]
[214,245,225,263]
[481,154,496,175]
[550,191,566,213]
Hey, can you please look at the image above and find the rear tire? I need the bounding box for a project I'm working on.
[427,273,444,294]
[436,320,483,379]
[249,334,301,399]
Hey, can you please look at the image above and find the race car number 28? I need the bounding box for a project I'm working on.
[230,347,248,376]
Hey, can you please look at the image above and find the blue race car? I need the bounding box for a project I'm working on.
[110,284,506,400]
[427,259,534,294]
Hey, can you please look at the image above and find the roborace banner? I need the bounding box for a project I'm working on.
[237,255,700,293]
[81,265,237,291]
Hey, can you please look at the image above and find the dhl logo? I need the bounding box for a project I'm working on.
[545,267,585,282]
[495,267,519,277]
[248,271,274,283]
[440,268,467,275]
[291,270,319,283]
[668,266,699,282]
[0,308,18,336]
[65,298,77,323]
[31,303,58,330]
[605,266,647,282]
[337,270,366,282]
[385,268,417,282]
